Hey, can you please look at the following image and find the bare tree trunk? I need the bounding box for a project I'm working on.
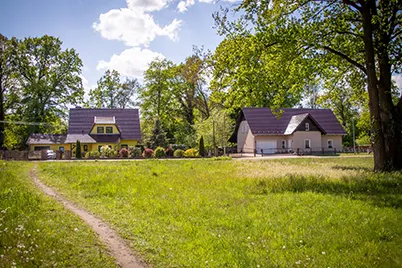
[361,2,402,171]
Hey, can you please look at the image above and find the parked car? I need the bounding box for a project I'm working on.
[46,150,56,159]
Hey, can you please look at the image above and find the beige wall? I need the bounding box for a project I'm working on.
[237,121,255,153]
[290,131,322,151]
[321,135,342,151]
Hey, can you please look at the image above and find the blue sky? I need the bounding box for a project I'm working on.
[1,0,238,94]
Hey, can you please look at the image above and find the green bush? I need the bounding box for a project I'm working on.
[85,151,100,159]
[173,149,184,158]
[128,146,142,158]
[199,136,205,157]
[76,140,82,159]
[184,148,199,158]
[153,147,166,158]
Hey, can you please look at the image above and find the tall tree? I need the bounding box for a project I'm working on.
[215,0,402,171]
[0,34,17,149]
[14,35,84,143]
[89,69,139,108]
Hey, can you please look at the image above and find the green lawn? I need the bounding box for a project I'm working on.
[0,161,116,267]
[37,157,402,267]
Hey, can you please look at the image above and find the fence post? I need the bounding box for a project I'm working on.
[261,149,263,157]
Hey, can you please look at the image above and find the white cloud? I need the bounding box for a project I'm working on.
[177,0,195,12]
[126,0,170,12]
[93,8,182,47]
[96,47,164,78]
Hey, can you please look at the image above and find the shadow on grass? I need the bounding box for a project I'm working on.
[332,165,373,172]
[253,172,402,208]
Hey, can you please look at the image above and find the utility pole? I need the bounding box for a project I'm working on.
[352,117,356,154]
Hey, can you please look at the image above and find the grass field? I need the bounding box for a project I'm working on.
[35,157,402,267]
[0,161,116,267]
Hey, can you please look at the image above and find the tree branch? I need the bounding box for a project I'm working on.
[322,45,367,74]
[343,0,362,12]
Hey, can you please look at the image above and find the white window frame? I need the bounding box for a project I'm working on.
[327,139,333,149]
[281,140,286,149]
[305,122,310,131]
[304,139,311,149]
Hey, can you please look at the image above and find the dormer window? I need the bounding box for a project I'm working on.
[106,126,113,133]
[305,123,310,131]
[97,126,104,133]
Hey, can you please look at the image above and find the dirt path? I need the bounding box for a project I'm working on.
[30,166,147,268]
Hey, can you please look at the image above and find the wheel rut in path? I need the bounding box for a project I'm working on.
[30,166,147,268]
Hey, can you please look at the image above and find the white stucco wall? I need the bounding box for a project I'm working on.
[321,135,342,151]
[237,121,255,153]
[291,131,322,151]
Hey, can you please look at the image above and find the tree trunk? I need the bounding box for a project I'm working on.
[361,3,402,171]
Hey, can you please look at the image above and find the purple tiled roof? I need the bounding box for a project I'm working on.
[243,108,346,135]
[68,108,141,140]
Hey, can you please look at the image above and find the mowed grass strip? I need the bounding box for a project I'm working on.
[38,157,402,267]
[0,161,116,267]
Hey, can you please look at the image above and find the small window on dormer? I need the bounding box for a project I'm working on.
[97,126,104,133]
[106,127,113,133]
[305,123,310,131]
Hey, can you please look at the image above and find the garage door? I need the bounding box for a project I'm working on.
[256,140,277,154]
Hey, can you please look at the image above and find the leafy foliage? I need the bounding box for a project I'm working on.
[184,148,199,158]
[173,149,184,158]
[128,146,142,158]
[153,147,166,158]
[85,151,100,159]
[89,69,140,109]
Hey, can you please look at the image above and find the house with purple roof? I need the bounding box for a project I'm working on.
[229,108,346,154]
[27,108,141,154]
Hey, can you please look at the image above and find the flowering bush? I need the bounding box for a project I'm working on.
[184,148,199,158]
[143,148,154,158]
[173,149,184,158]
[100,146,118,158]
[119,148,129,158]
[128,146,142,157]
[85,151,100,159]
[153,147,166,158]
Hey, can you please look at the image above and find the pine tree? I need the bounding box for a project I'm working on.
[76,140,81,159]
[150,119,167,149]
[199,136,205,157]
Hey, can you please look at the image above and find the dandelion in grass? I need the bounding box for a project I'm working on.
[74,228,78,231]
[322,251,326,255]
[282,246,286,249]
[247,236,251,239]
[295,260,301,265]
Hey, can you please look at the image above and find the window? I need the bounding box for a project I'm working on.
[83,145,88,151]
[59,146,64,153]
[305,123,310,131]
[106,126,113,133]
[97,126,104,133]
[304,139,311,149]
[121,144,128,149]
[281,140,286,149]
[327,140,333,149]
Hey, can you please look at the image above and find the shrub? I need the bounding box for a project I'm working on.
[85,151,100,159]
[173,149,184,158]
[110,150,118,158]
[100,146,114,158]
[172,144,187,151]
[76,140,82,159]
[165,146,174,157]
[198,136,205,157]
[153,147,166,158]
[143,148,154,158]
[184,148,199,158]
[119,148,129,158]
[128,146,142,158]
